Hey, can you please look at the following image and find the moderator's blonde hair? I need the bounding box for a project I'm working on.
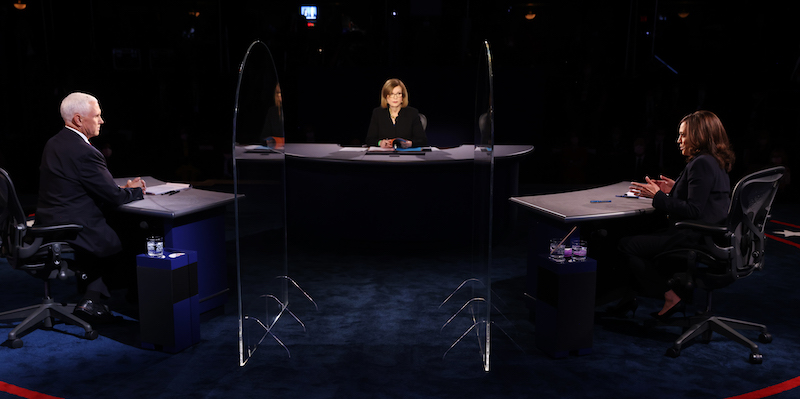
[379,78,409,108]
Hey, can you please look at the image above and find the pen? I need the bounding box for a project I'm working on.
[590,200,611,203]
[165,190,179,195]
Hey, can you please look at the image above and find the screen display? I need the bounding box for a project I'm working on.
[300,5,317,21]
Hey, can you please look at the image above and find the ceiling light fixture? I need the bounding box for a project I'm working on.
[14,1,26,10]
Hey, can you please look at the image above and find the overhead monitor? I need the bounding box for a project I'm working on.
[300,5,317,21]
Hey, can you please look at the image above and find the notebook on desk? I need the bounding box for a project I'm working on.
[365,146,430,155]
[243,145,281,154]
[147,182,191,195]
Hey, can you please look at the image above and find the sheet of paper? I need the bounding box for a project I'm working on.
[147,183,191,195]
[367,146,395,152]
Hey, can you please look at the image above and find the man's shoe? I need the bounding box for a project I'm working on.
[74,299,121,324]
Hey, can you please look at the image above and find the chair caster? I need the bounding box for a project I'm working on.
[85,330,98,340]
[665,347,681,358]
[10,339,23,349]
[758,332,772,344]
[749,353,763,364]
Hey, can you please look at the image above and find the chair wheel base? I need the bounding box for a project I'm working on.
[9,339,23,349]
[758,332,772,344]
[665,347,680,358]
[749,353,763,364]
[85,330,98,340]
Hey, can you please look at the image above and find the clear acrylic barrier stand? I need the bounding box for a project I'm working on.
[440,41,498,372]
[233,40,315,366]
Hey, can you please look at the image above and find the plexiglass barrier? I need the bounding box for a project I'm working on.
[234,40,315,366]
[440,40,496,372]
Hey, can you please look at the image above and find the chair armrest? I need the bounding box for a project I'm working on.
[674,221,728,235]
[27,224,83,241]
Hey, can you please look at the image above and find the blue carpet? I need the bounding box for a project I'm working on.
[1,203,800,399]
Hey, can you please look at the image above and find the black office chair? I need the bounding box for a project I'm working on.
[653,166,784,364]
[0,168,97,348]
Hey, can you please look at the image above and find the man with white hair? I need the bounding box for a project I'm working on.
[35,92,146,323]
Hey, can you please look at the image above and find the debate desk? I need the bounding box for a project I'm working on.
[112,177,237,314]
[510,181,657,281]
[511,182,656,357]
[510,182,656,224]
[235,143,533,242]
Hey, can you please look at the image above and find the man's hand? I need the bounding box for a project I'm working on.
[123,177,146,194]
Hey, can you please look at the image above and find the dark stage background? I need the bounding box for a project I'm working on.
[3,2,800,398]
[1,0,799,200]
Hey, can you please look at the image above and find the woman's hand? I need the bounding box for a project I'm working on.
[401,140,412,148]
[630,176,661,198]
[379,139,393,148]
[653,175,675,194]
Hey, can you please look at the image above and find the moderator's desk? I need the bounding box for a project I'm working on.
[113,177,237,314]
[236,144,533,242]
[235,143,533,164]
[243,144,534,242]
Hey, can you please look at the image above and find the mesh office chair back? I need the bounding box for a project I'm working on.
[0,168,97,348]
[659,165,785,363]
[725,166,785,279]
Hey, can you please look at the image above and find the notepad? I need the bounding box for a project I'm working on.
[147,183,191,195]
[244,145,280,154]
[617,191,640,199]
[365,146,428,155]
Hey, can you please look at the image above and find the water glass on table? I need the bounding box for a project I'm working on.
[549,238,566,263]
[146,235,164,257]
[571,239,587,262]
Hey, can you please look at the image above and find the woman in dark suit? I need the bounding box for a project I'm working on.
[365,78,428,148]
[614,110,736,320]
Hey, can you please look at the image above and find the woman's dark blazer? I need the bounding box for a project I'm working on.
[652,153,731,225]
[365,106,428,147]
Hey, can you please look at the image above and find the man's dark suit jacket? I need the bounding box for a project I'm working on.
[652,153,731,225]
[365,106,428,147]
[35,128,143,258]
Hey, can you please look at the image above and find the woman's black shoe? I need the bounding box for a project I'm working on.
[607,297,638,318]
[650,301,686,321]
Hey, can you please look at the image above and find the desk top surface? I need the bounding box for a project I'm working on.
[235,143,533,163]
[114,177,236,219]
[510,181,655,223]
